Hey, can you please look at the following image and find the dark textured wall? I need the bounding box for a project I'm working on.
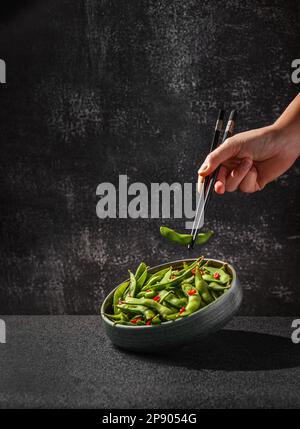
[0,0,299,315]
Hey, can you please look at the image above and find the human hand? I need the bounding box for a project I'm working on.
[198,124,299,194]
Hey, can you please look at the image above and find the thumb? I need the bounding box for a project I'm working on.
[198,136,241,177]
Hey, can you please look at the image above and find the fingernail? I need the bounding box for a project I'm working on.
[198,164,208,174]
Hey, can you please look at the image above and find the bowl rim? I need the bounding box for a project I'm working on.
[100,258,238,330]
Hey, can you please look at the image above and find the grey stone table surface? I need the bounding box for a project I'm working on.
[0,316,299,409]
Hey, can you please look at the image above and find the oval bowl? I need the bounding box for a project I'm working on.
[101,258,242,353]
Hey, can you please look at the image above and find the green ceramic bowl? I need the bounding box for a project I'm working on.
[101,258,242,353]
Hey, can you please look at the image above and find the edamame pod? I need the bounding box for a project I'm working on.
[150,257,203,289]
[160,226,214,246]
[208,282,230,292]
[164,293,187,309]
[143,274,162,288]
[202,265,230,284]
[181,284,202,316]
[125,297,176,318]
[195,267,214,304]
[151,314,161,325]
[127,270,138,297]
[165,313,183,321]
[158,289,173,304]
[137,289,157,299]
[113,280,130,315]
[117,303,155,320]
[142,267,170,288]
[105,312,129,322]
[160,267,173,284]
[135,262,147,280]
[136,267,148,290]
[181,275,194,284]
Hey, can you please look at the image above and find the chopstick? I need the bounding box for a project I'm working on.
[189,110,238,249]
[202,110,238,212]
[188,110,225,250]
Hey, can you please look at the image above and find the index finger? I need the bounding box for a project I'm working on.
[198,136,240,178]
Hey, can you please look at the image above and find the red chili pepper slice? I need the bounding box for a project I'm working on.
[131,317,142,324]
[179,306,185,314]
[188,289,197,296]
[153,296,160,302]
[191,268,196,275]
[146,320,152,326]
[213,272,220,280]
[146,289,152,292]
[170,275,177,280]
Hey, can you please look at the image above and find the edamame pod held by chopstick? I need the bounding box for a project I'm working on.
[160,226,214,246]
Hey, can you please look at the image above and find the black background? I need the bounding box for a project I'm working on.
[0,0,299,315]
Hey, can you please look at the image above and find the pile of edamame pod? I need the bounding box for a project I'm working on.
[105,257,232,326]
